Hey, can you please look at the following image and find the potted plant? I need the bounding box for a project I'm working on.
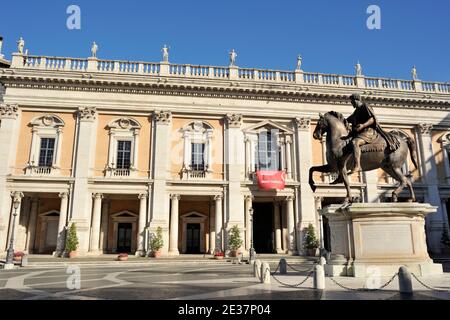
[228,225,243,257]
[149,226,164,258]
[65,222,79,258]
[214,251,224,260]
[304,223,319,257]
[117,253,128,261]
[13,251,25,262]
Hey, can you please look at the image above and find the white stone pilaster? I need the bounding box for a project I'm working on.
[149,111,172,254]
[294,117,315,255]
[70,107,98,253]
[0,104,20,252]
[364,170,380,203]
[224,114,245,242]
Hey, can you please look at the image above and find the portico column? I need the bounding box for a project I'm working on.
[286,196,296,254]
[90,193,103,253]
[244,196,251,251]
[26,197,39,252]
[274,201,283,253]
[209,200,215,254]
[137,193,148,255]
[100,198,110,252]
[169,194,180,255]
[214,194,223,252]
[315,196,324,250]
[55,192,69,255]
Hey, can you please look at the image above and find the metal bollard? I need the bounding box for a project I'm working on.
[254,260,262,278]
[261,262,271,284]
[314,264,325,290]
[279,258,287,274]
[398,266,413,294]
[319,256,326,266]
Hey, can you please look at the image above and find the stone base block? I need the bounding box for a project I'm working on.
[3,263,14,270]
[325,262,442,277]
[321,203,443,278]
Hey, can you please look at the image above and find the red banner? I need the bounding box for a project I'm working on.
[256,170,286,190]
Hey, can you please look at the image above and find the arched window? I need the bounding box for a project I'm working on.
[181,121,213,179]
[106,117,141,177]
[26,115,65,176]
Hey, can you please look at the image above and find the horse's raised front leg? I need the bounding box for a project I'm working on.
[309,165,331,192]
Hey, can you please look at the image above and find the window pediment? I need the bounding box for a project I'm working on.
[243,120,294,134]
[107,117,141,131]
[29,114,65,128]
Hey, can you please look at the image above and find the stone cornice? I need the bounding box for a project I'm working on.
[1,72,449,111]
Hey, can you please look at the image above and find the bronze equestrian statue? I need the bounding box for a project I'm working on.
[309,94,418,205]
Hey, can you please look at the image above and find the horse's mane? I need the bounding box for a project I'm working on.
[326,111,349,131]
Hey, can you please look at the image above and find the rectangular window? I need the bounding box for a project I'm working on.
[38,138,55,167]
[116,140,132,169]
[191,143,205,171]
[257,131,279,170]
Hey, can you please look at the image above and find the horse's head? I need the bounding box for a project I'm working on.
[313,113,327,140]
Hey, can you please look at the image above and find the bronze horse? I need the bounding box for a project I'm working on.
[308,111,418,205]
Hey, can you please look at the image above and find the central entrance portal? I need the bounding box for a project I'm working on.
[186,223,201,253]
[117,223,132,253]
[253,202,274,253]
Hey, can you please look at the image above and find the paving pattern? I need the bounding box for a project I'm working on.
[0,261,449,300]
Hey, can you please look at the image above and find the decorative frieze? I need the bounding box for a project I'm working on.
[417,123,433,135]
[153,110,172,125]
[226,114,243,128]
[78,106,97,122]
[0,103,19,119]
[295,117,311,131]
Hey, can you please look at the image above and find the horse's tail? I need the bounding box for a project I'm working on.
[406,136,419,169]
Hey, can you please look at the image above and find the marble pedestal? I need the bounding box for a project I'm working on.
[321,203,443,278]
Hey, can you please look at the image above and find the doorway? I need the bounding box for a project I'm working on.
[253,202,274,253]
[186,223,201,253]
[117,223,132,253]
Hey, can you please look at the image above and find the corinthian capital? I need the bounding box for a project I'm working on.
[225,114,243,128]
[153,110,172,125]
[295,117,311,130]
[78,106,97,121]
[0,103,19,119]
[417,123,433,135]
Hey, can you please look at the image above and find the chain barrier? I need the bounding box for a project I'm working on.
[328,273,398,292]
[269,259,319,288]
[411,273,450,293]
[271,270,315,288]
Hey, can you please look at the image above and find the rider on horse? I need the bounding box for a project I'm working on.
[344,93,400,173]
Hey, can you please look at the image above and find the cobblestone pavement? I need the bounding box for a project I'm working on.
[0,262,449,300]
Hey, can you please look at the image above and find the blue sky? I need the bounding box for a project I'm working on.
[1,0,449,82]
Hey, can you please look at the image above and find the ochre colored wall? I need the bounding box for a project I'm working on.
[94,115,151,177]
[170,118,224,180]
[15,112,76,176]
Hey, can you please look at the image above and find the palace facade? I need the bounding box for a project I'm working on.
[0,44,449,257]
